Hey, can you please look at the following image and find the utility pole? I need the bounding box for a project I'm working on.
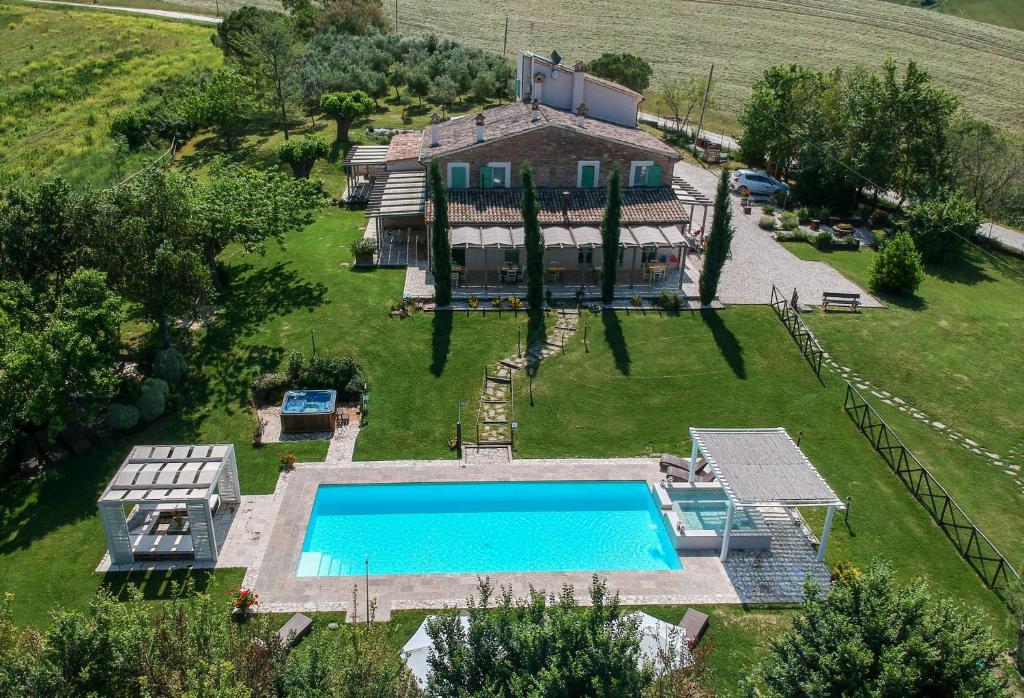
[502,16,509,57]
[694,63,714,149]
[395,0,399,33]
[364,556,370,627]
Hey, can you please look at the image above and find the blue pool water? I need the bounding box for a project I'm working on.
[669,488,757,532]
[281,389,336,415]
[297,481,681,576]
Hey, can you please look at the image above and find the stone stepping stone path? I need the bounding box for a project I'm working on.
[468,309,580,454]
[818,350,1023,494]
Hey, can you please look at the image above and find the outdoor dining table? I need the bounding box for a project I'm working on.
[499,265,519,283]
[546,264,566,283]
[643,263,668,282]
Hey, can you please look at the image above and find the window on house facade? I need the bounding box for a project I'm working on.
[641,247,658,263]
[452,248,466,266]
[447,163,469,189]
[577,249,593,266]
[480,162,512,188]
[577,161,600,188]
[504,249,520,265]
[629,161,664,187]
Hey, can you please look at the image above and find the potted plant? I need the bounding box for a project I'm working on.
[229,587,259,619]
[467,295,480,309]
[252,416,266,448]
[350,238,377,266]
[278,449,297,471]
[508,297,523,311]
[630,295,643,307]
[490,296,504,309]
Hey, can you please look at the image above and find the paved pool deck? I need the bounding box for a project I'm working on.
[238,456,831,620]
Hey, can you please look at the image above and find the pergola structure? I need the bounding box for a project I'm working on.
[687,428,844,562]
[342,145,388,201]
[98,444,240,565]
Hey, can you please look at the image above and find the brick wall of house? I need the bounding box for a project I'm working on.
[429,126,677,189]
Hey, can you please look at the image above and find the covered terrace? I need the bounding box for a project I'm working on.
[98,444,240,566]
[687,428,844,562]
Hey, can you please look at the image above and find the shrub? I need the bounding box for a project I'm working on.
[658,290,682,311]
[812,205,831,222]
[797,206,812,223]
[870,207,892,227]
[869,231,924,294]
[508,297,523,310]
[814,231,833,250]
[300,355,364,395]
[138,378,168,421]
[350,238,377,256]
[630,295,643,307]
[779,211,799,230]
[286,350,304,380]
[107,403,140,431]
[759,215,777,231]
[902,190,979,264]
[761,203,775,215]
[490,296,503,308]
[251,372,291,401]
[153,347,187,382]
[871,229,888,248]
[467,295,480,309]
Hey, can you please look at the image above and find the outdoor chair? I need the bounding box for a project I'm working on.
[660,454,707,473]
[678,608,709,649]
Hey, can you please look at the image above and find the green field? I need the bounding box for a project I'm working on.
[0,2,221,187]
[884,0,1024,32]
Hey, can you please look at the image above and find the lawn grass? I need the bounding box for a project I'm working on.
[0,1,222,187]
[781,241,1024,570]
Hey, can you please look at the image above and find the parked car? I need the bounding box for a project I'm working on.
[731,170,789,198]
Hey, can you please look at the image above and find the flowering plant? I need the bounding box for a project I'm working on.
[448,437,459,450]
[278,450,296,469]
[229,587,259,614]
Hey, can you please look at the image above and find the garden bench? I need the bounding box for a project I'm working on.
[276,613,313,651]
[821,291,861,312]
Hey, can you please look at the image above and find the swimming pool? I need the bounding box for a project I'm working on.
[297,481,682,576]
[669,488,757,532]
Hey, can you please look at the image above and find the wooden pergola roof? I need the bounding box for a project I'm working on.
[99,444,233,505]
[366,171,426,218]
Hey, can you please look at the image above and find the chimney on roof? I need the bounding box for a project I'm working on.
[571,60,586,114]
[430,112,441,147]
[531,99,541,122]
[576,102,588,128]
[561,190,571,217]
[475,112,485,143]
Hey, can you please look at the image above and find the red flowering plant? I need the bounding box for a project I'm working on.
[229,587,259,615]
[278,450,297,470]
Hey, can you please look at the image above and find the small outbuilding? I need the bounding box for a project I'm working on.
[98,444,240,565]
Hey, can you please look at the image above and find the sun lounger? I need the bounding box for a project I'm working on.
[660,453,687,471]
[18,437,40,475]
[678,608,709,649]
[662,454,708,481]
[275,613,313,650]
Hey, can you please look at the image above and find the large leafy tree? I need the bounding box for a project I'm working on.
[429,160,452,306]
[196,157,327,287]
[278,134,330,178]
[699,169,734,305]
[656,77,713,134]
[600,165,622,304]
[427,577,651,697]
[901,189,979,264]
[183,67,257,150]
[758,559,1004,697]
[319,89,375,143]
[521,164,544,309]
[231,12,304,139]
[95,168,212,348]
[588,52,653,93]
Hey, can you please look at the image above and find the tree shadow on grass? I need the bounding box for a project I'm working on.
[876,290,928,312]
[701,309,745,379]
[601,310,631,376]
[430,310,452,377]
[525,310,548,376]
[102,567,224,602]
[925,252,993,288]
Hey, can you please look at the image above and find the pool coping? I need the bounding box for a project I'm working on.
[246,457,829,619]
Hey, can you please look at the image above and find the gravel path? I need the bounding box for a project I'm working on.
[977,221,1024,255]
[638,112,739,151]
[674,161,881,308]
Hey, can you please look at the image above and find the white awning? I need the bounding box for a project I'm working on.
[571,226,602,247]
[543,226,574,248]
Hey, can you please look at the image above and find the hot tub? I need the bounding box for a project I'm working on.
[656,483,772,552]
[280,390,337,433]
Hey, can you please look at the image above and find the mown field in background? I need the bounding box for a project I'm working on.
[0,1,221,188]
[883,0,1024,32]
[393,0,1024,135]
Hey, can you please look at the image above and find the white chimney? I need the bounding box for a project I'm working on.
[533,73,544,103]
[576,102,588,128]
[430,112,440,147]
[475,112,485,143]
[531,99,541,122]
[571,60,586,113]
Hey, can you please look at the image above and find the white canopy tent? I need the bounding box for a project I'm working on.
[98,444,240,564]
[400,611,691,688]
[687,428,844,562]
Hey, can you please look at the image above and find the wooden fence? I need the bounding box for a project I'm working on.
[843,383,1020,595]
[769,285,825,378]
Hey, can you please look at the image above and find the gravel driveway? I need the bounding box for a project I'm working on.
[675,161,881,308]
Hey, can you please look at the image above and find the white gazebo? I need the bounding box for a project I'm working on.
[687,428,844,562]
[98,444,240,565]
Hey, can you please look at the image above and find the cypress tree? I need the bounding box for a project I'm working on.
[600,165,622,304]
[699,169,734,305]
[521,164,545,309]
[429,160,452,306]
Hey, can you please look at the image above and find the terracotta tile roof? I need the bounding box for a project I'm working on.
[419,102,678,159]
[427,187,689,226]
[385,132,421,162]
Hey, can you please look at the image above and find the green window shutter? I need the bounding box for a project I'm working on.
[580,164,596,188]
[515,79,521,98]
[480,166,494,189]
[450,166,467,189]
[646,164,663,187]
